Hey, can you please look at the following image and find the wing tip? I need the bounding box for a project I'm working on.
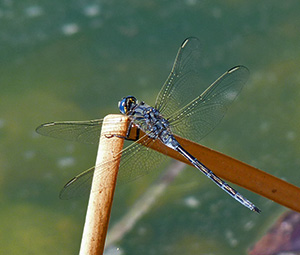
[228,65,249,74]
[59,177,77,200]
[35,122,55,134]
[181,36,200,49]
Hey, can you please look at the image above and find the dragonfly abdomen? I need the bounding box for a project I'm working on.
[176,144,261,213]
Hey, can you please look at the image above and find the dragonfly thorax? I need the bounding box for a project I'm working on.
[143,107,170,136]
[124,100,171,140]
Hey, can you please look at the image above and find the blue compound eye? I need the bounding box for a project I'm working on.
[118,98,127,114]
[118,96,137,114]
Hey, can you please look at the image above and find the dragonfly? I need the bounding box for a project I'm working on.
[36,37,260,213]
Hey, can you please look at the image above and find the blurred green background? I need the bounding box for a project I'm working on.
[1,0,300,254]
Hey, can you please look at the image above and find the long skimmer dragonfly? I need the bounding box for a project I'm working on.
[36,37,260,213]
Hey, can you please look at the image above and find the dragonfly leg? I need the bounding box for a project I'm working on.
[105,121,140,141]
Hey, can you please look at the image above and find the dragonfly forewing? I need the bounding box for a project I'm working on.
[155,37,204,117]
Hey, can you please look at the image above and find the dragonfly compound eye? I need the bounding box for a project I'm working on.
[118,96,137,114]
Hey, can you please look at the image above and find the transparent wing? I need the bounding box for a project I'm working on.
[168,66,249,143]
[116,138,168,184]
[155,37,204,118]
[37,119,171,199]
[59,166,95,199]
[36,119,103,144]
[59,135,170,199]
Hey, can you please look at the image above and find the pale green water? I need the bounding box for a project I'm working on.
[1,1,300,254]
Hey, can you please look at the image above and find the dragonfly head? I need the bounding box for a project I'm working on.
[118,96,138,115]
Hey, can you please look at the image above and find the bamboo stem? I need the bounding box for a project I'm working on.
[79,114,128,255]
